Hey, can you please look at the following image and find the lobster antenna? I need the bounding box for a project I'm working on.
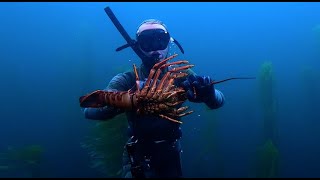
[209,77,256,85]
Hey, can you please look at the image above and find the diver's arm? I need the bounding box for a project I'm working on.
[84,106,124,120]
[83,72,134,121]
[182,69,225,109]
[204,89,225,109]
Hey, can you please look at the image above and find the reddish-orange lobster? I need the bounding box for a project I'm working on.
[79,54,255,124]
[80,54,194,124]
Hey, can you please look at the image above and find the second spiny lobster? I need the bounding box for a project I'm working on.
[79,54,194,124]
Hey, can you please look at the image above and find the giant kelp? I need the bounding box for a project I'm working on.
[0,145,44,177]
[258,62,277,141]
[203,108,225,178]
[300,66,320,107]
[7,145,43,166]
[254,138,279,178]
[300,65,320,132]
[253,61,279,178]
[187,105,224,178]
[77,21,129,177]
[81,113,128,177]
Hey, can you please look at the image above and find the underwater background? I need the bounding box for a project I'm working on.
[0,2,320,178]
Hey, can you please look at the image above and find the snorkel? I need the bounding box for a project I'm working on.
[104,6,184,60]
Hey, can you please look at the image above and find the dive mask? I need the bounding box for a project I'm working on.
[137,29,170,52]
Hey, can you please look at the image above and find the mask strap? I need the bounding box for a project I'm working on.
[171,37,184,54]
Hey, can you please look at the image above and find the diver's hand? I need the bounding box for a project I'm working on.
[137,80,146,91]
[136,79,161,91]
[181,75,215,103]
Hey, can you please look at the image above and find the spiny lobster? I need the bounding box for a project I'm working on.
[80,54,194,124]
[79,54,255,124]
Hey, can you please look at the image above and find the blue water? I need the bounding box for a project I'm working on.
[0,2,319,178]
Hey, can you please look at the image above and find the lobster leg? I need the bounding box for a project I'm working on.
[147,68,176,99]
[163,76,176,93]
[168,110,194,118]
[153,76,180,100]
[166,101,185,107]
[140,68,158,97]
[154,61,192,94]
[175,106,193,114]
[145,55,186,99]
[140,54,178,96]
[165,89,186,99]
[152,54,179,69]
[153,72,179,101]
[133,64,141,94]
[159,60,190,69]
[160,63,193,95]
[169,64,195,73]
[154,61,192,92]
[159,114,183,124]
[156,72,171,93]
[170,72,189,79]
[158,106,194,124]
[146,69,162,99]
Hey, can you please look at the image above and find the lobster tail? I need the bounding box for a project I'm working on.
[79,90,105,108]
[79,90,136,110]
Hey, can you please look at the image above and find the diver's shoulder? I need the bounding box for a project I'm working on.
[109,69,137,86]
[107,69,136,91]
[112,69,135,78]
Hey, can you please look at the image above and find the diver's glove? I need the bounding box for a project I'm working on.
[181,75,215,103]
[137,80,146,91]
[135,79,160,91]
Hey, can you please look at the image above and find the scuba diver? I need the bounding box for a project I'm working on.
[82,14,225,178]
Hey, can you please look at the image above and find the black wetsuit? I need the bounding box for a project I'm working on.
[83,63,225,178]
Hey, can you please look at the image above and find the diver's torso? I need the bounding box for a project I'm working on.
[123,65,185,141]
[126,111,182,141]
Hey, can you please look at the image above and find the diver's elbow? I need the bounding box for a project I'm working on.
[84,106,123,121]
[83,107,112,121]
